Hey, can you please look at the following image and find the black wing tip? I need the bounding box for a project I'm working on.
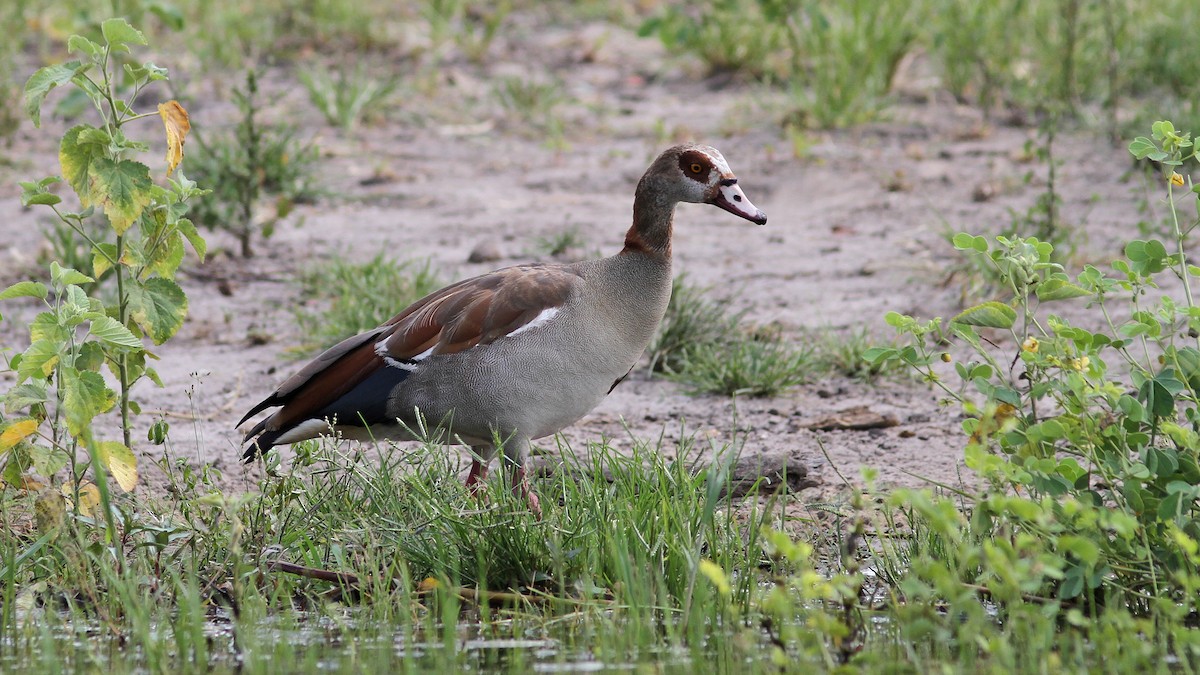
[236,395,279,428]
[240,418,279,463]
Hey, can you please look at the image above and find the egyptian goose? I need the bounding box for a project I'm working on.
[238,144,767,514]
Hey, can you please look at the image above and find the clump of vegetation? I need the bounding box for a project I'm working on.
[807,325,903,382]
[865,120,1200,642]
[532,225,586,258]
[292,253,442,354]
[669,329,816,397]
[641,0,1200,133]
[188,70,318,258]
[647,274,741,373]
[493,76,569,149]
[299,62,400,133]
[649,277,813,397]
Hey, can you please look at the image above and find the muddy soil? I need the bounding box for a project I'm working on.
[0,17,1149,503]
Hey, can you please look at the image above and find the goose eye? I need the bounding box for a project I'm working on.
[689,163,703,174]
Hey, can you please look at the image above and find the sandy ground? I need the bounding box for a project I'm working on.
[0,17,1150,502]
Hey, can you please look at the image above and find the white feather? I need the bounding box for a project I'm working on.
[506,307,560,337]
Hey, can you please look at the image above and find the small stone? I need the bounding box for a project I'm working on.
[468,240,503,263]
[972,181,997,202]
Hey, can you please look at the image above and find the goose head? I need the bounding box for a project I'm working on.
[643,144,767,226]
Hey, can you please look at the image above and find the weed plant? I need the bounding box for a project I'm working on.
[300,63,400,133]
[292,254,442,354]
[865,120,1200,637]
[670,332,815,397]
[188,70,319,258]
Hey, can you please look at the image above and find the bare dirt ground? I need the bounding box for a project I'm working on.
[0,17,1148,503]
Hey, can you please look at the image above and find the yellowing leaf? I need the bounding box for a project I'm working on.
[63,482,103,517]
[38,489,68,530]
[59,124,108,207]
[90,158,153,234]
[97,441,137,492]
[0,418,39,451]
[61,368,117,437]
[126,277,188,344]
[158,100,190,176]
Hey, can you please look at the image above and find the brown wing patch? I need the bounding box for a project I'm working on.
[265,338,385,432]
[382,264,578,360]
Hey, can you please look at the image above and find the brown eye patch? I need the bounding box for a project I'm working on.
[677,150,712,183]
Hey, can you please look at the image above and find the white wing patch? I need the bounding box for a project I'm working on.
[372,307,559,368]
[376,340,419,371]
[506,307,560,338]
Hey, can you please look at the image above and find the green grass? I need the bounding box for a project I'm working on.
[532,226,587,258]
[292,253,442,354]
[651,277,898,394]
[3,429,1196,673]
[648,274,742,374]
[668,329,816,397]
[299,62,401,133]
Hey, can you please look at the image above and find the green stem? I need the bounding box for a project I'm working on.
[114,234,132,449]
[1166,180,1199,350]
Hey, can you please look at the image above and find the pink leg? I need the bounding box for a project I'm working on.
[511,465,542,518]
[465,458,489,495]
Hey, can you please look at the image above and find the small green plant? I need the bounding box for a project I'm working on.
[188,70,318,258]
[637,0,788,77]
[493,76,568,149]
[781,0,916,129]
[292,253,442,354]
[4,20,205,527]
[647,274,740,373]
[300,62,399,133]
[670,327,815,397]
[533,225,586,258]
[809,325,901,382]
[864,120,1200,616]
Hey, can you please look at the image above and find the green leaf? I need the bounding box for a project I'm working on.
[23,61,87,127]
[91,158,153,234]
[1138,378,1177,418]
[66,35,102,59]
[175,218,207,262]
[50,262,94,291]
[952,233,988,252]
[1158,491,1185,523]
[1035,278,1090,302]
[95,441,137,491]
[952,302,1016,329]
[88,316,143,349]
[1128,137,1165,161]
[59,125,108,207]
[17,340,61,381]
[92,243,119,278]
[101,18,147,51]
[0,281,48,301]
[126,277,188,344]
[5,381,49,412]
[61,368,116,437]
[1125,239,1169,276]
